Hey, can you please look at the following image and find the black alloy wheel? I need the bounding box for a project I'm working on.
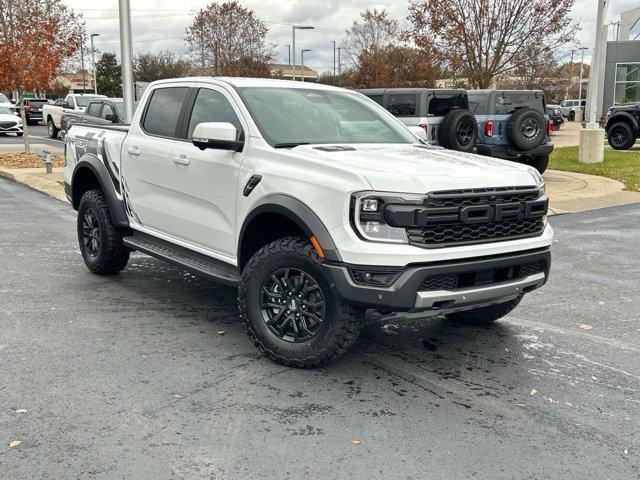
[456,119,475,147]
[260,267,326,343]
[607,122,635,150]
[521,118,541,141]
[81,208,101,257]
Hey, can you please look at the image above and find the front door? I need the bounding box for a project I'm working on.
[167,84,247,258]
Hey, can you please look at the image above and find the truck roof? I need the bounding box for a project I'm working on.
[148,77,348,92]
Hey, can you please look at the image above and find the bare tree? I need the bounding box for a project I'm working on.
[405,0,577,89]
[185,1,273,77]
[344,8,399,66]
[134,51,192,82]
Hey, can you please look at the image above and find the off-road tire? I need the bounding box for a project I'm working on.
[506,108,547,151]
[77,189,130,275]
[239,237,364,368]
[47,118,59,139]
[607,122,635,150]
[568,111,575,121]
[446,295,523,325]
[438,109,478,152]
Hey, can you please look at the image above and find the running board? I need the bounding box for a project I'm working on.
[123,232,240,286]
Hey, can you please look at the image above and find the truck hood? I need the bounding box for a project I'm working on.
[292,144,541,193]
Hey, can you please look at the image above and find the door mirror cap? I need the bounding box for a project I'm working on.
[192,122,244,152]
[62,102,71,109]
[105,113,116,123]
[407,125,427,141]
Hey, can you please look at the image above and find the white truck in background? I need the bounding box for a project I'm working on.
[42,93,106,139]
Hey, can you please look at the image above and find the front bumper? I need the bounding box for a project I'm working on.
[0,125,23,133]
[323,247,550,313]
[476,142,554,160]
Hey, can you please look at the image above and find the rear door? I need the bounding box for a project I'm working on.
[167,83,247,257]
[121,83,194,236]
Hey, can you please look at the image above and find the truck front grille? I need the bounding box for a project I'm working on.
[384,187,547,249]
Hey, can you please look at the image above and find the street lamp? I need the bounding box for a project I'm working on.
[331,41,336,84]
[90,33,100,95]
[576,46,589,122]
[301,49,311,82]
[291,25,314,81]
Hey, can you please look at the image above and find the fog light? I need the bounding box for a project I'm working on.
[350,269,402,287]
[362,198,379,212]
[364,221,380,233]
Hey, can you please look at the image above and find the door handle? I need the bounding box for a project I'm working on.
[172,154,190,166]
[126,146,141,156]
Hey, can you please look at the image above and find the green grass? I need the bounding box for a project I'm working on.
[549,146,640,192]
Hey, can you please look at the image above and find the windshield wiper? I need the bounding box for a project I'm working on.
[273,142,310,148]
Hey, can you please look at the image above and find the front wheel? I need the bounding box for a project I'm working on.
[446,295,523,325]
[239,237,364,368]
[77,190,130,275]
[607,122,635,150]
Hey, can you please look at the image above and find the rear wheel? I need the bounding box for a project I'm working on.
[47,118,59,139]
[607,122,635,150]
[446,295,523,325]
[506,108,547,151]
[568,111,575,121]
[239,237,364,368]
[77,190,130,275]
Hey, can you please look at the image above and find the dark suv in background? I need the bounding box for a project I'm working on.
[605,103,640,150]
[359,88,478,152]
[20,98,51,125]
[467,90,554,173]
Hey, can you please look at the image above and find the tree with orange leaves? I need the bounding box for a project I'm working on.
[0,0,85,151]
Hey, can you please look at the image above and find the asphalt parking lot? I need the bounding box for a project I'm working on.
[1,178,639,479]
[0,124,63,149]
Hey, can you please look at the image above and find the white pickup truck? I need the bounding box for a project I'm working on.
[64,77,553,367]
[42,93,105,139]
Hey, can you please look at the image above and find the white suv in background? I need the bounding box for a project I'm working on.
[560,99,586,121]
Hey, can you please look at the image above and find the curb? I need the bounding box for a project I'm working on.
[0,168,67,203]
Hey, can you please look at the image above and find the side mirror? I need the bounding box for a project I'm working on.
[407,125,428,141]
[105,113,116,123]
[192,122,244,152]
[62,102,71,109]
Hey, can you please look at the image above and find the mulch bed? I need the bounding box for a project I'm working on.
[0,153,66,169]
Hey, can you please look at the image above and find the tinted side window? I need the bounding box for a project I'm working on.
[142,87,189,137]
[367,94,384,106]
[428,93,468,115]
[86,102,102,118]
[467,95,488,115]
[386,94,417,117]
[495,94,544,114]
[186,88,242,139]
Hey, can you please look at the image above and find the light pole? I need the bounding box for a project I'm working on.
[576,46,588,121]
[579,0,610,165]
[90,33,100,95]
[301,49,311,82]
[286,44,291,65]
[331,41,336,84]
[118,0,135,122]
[291,25,314,81]
[337,46,342,86]
[80,41,86,94]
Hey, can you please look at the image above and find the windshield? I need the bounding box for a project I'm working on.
[76,96,102,107]
[238,87,416,147]
[0,93,10,103]
[0,106,13,115]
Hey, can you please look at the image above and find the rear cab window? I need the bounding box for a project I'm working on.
[142,87,190,138]
[427,93,468,116]
[495,93,545,115]
[386,93,418,117]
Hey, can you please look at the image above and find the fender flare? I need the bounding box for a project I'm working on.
[71,155,129,228]
[606,112,639,134]
[238,194,342,263]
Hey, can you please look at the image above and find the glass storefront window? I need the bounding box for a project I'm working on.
[615,63,640,104]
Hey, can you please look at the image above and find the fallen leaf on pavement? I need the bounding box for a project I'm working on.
[592,376,599,381]
[578,324,593,330]
[15,409,28,414]
[174,394,182,399]
[530,389,537,396]
[351,439,362,445]
[548,397,559,404]
[217,331,226,336]
[9,440,21,448]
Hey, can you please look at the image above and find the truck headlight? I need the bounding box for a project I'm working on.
[528,167,545,193]
[351,192,423,244]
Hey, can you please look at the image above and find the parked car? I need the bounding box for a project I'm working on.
[65,78,552,367]
[359,88,478,152]
[559,99,586,121]
[546,104,564,131]
[42,93,106,139]
[0,106,23,136]
[0,93,18,115]
[62,98,127,138]
[20,98,51,126]
[605,102,640,150]
[467,90,554,173]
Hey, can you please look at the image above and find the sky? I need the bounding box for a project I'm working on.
[66,0,639,74]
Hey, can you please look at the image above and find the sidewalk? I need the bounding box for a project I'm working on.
[2,164,640,216]
[0,143,64,156]
[551,121,582,148]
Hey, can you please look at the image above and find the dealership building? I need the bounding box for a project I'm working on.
[601,7,640,114]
